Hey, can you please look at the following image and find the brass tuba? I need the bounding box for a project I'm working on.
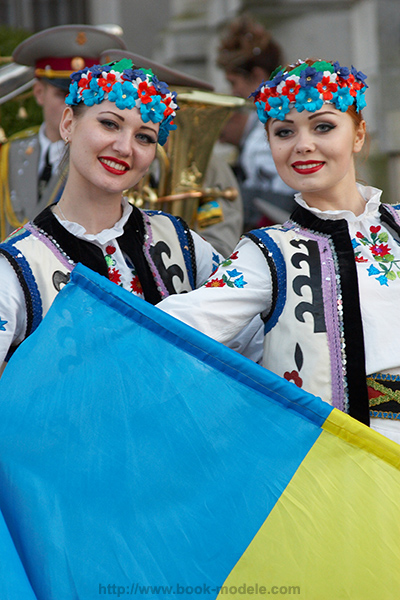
[125,88,245,228]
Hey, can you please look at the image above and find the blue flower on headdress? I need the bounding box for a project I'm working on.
[65,81,80,105]
[295,87,323,113]
[333,62,350,80]
[332,87,354,111]
[82,78,105,106]
[351,65,368,87]
[255,101,269,124]
[70,67,89,84]
[120,68,133,81]
[131,69,146,82]
[299,66,323,88]
[140,95,167,123]
[158,115,177,146]
[266,95,291,121]
[152,76,170,96]
[356,88,367,112]
[90,64,106,77]
[250,81,266,99]
[266,70,285,88]
[108,81,138,110]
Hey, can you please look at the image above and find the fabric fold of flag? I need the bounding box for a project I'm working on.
[0,262,399,599]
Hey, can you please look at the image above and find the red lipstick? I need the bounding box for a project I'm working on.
[98,156,130,175]
[292,161,324,175]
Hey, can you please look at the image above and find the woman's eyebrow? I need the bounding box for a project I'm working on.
[271,118,294,125]
[98,111,124,121]
[309,111,336,120]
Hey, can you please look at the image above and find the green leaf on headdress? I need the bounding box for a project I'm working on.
[286,60,334,77]
[286,63,308,77]
[312,60,334,73]
[269,65,283,80]
[140,68,155,79]
[110,58,134,73]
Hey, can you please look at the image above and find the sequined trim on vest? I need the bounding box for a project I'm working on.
[245,229,286,333]
[144,210,197,293]
[0,228,43,340]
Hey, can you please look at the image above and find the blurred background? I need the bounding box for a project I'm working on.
[1,0,399,203]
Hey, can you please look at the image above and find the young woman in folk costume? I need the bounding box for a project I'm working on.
[160,57,400,444]
[0,58,224,373]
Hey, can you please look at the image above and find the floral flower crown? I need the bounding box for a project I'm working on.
[65,58,179,145]
[251,59,368,123]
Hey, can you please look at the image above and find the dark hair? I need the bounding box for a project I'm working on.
[217,14,282,79]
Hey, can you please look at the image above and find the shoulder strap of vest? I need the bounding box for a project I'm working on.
[143,211,198,290]
[244,228,286,333]
[0,232,43,340]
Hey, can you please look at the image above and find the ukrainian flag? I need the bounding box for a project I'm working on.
[0,263,399,599]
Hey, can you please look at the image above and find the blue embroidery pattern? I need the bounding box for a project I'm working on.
[204,252,248,289]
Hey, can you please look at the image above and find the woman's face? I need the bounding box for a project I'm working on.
[60,101,159,195]
[267,106,366,209]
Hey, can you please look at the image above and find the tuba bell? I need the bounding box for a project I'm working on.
[125,87,245,228]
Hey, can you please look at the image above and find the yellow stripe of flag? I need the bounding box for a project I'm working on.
[218,408,400,599]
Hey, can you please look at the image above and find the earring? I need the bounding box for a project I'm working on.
[64,137,69,145]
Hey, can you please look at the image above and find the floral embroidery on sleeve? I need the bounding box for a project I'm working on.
[353,225,400,286]
[211,251,221,274]
[204,251,247,289]
[0,318,7,331]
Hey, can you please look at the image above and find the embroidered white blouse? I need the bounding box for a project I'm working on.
[161,184,400,377]
[0,198,221,367]
[159,184,400,442]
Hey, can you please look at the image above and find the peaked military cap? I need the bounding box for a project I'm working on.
[13,24,127,91]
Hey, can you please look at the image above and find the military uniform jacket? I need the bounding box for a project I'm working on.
[0,127,65,239]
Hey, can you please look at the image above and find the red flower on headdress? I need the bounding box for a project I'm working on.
[280,78,300,102]
[162,96,175,118]
[98,72,118,93]
[316,76,338,101]
[78,72,92,91]
[339,74,362,97]
[137,81,157,104]
[257,86,277,104]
